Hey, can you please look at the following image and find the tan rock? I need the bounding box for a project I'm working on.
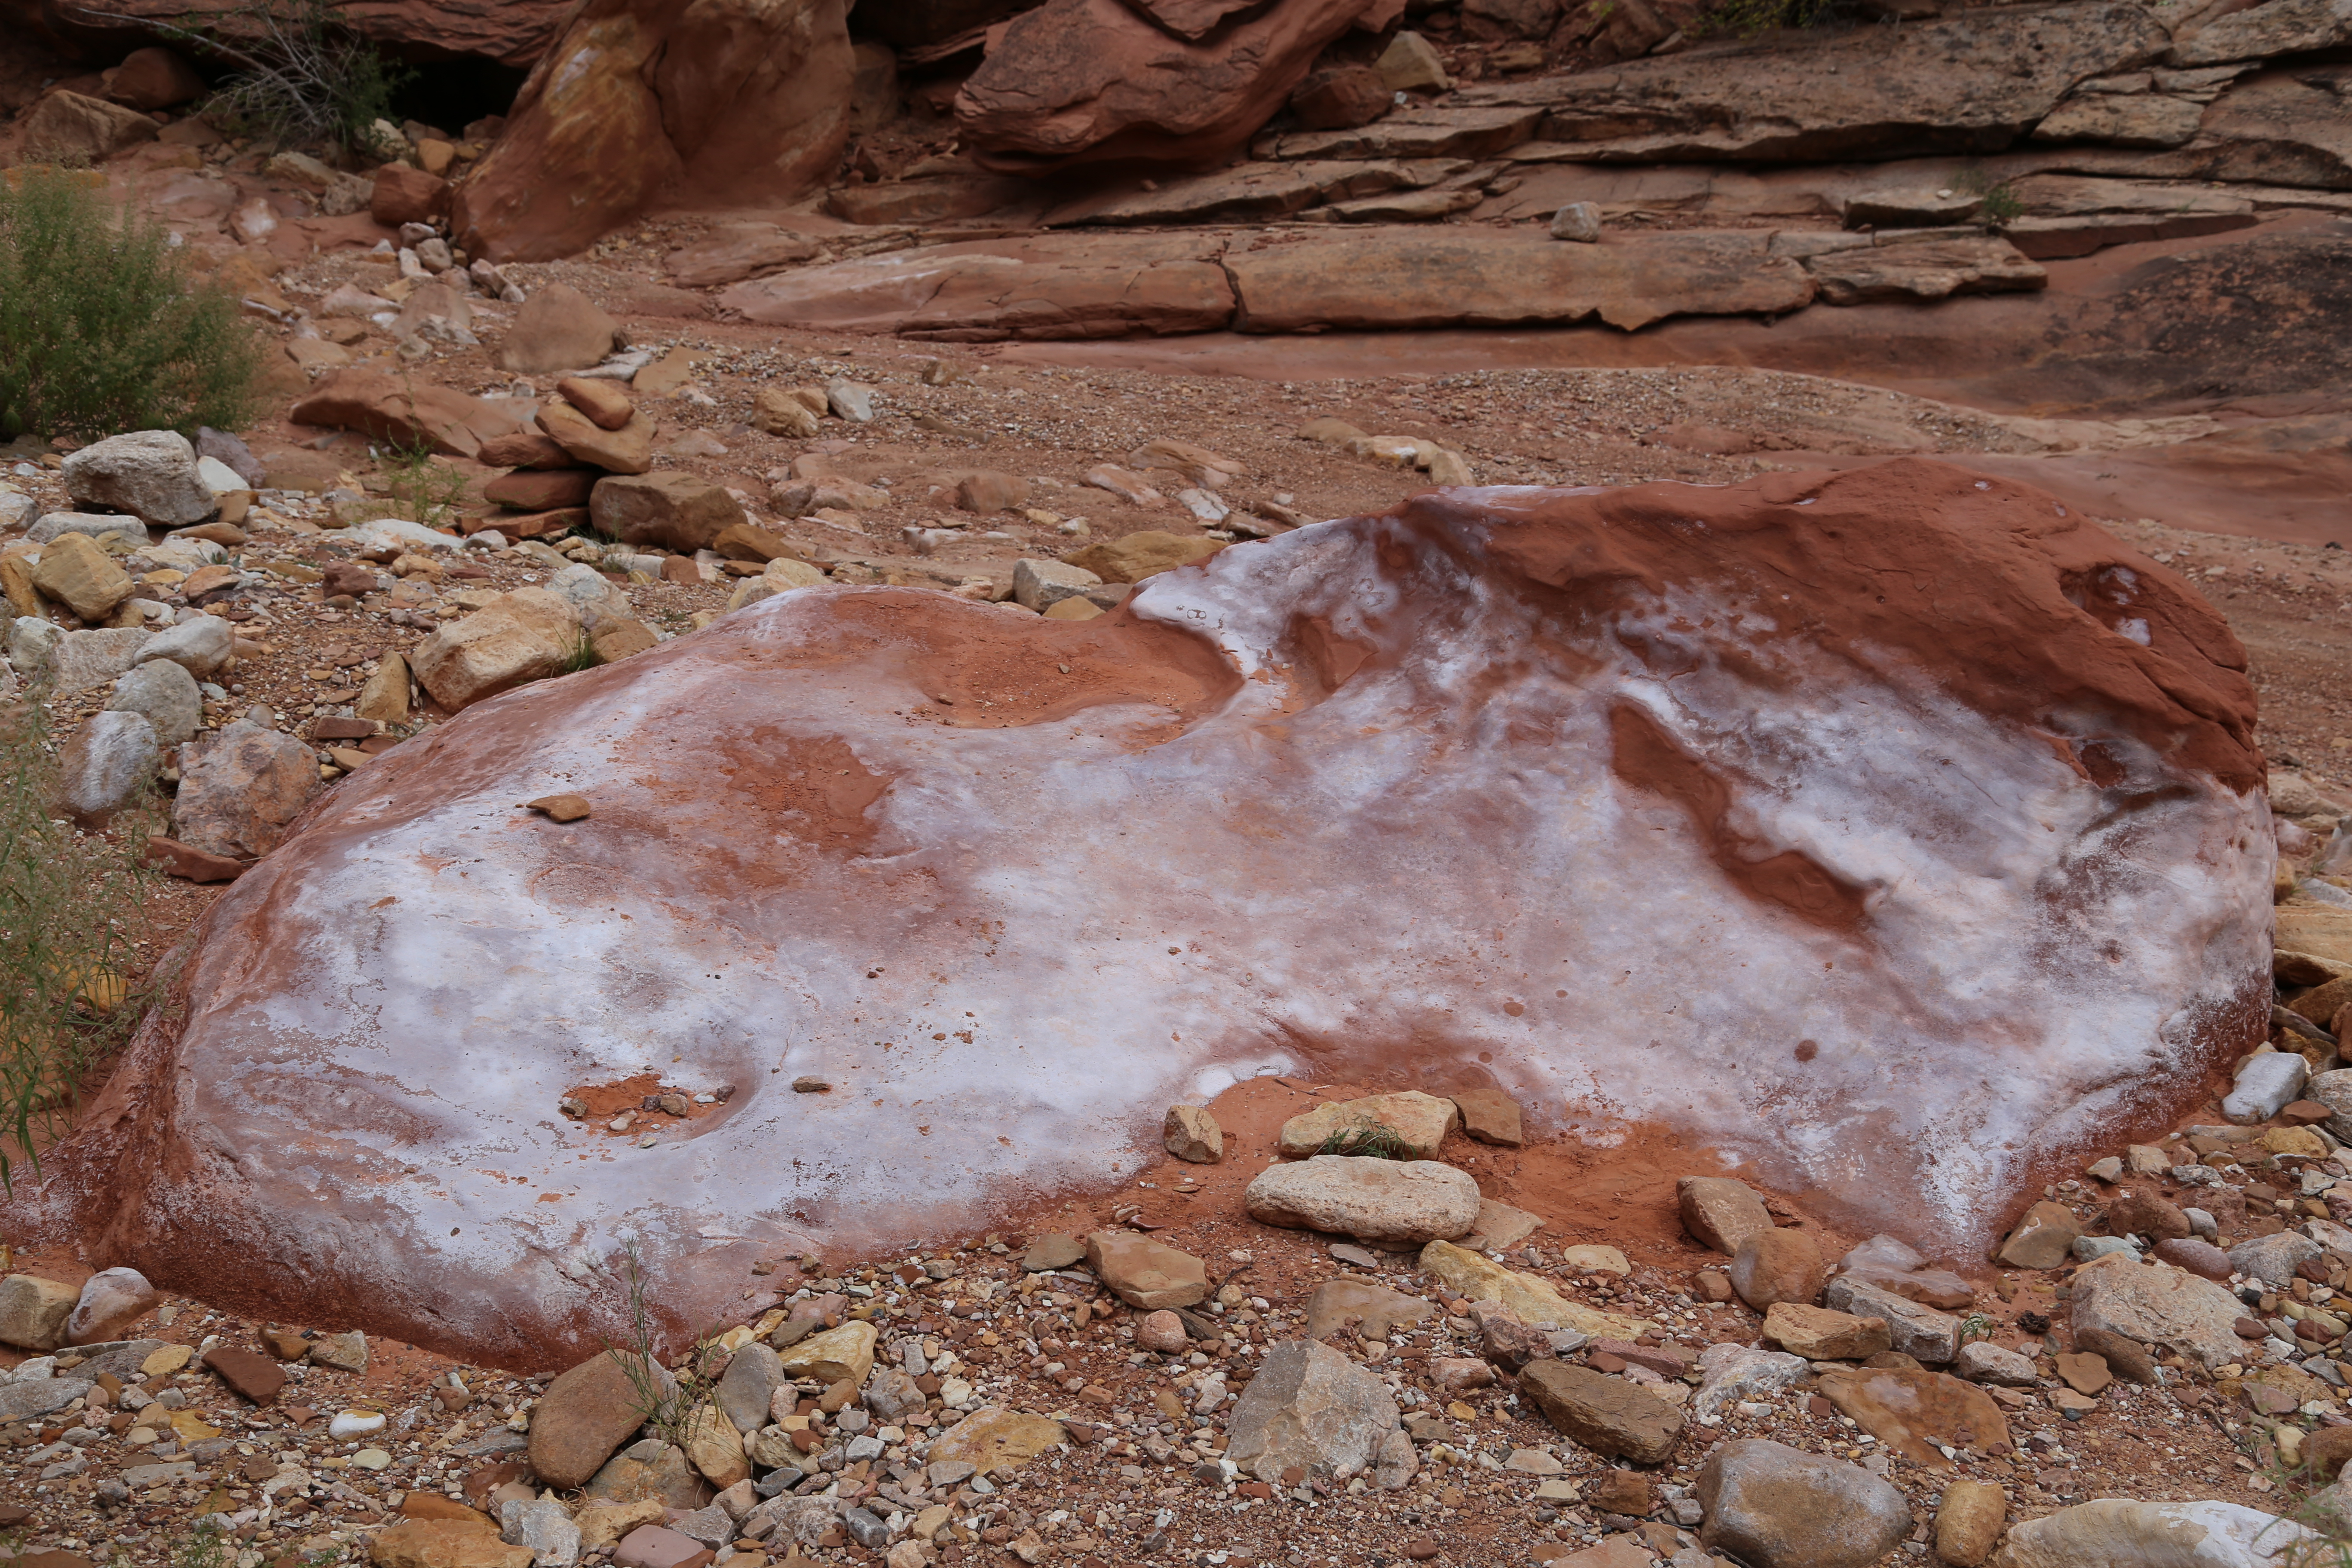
[1814,1365,2010,1469]
[528,1351,676,1490]
[357,652,414,726]
[2069,1250,2248,1369]
[753,388,823,438]
[1935,1478,2006,1568]
[1996,1199,2082,1270]
[681,1403,748,1488]
[559,377,637,432]
[1559,1244,1631,1276]
[0,1275,80,1351]
[1459,1198,1545,1253]
[496,285,620,375]
[775,1320,876,1386]
[1418,1240,1654,1340]
[24,90,159,163]
[927,1406,1067,1475]
[1449,1086,1522,1146]
[1762,1302,1890,1361]
[1518,1361,1682,1464]
[1087,1230,1208,1308]
[409,587,582,711]
[539,402,654,475]
[590,472,746,554]
[371,1521,532,1568]
[575,1500,665,1552]
[590,619,660,663]
[1729,1228,1826,1310]
[1043,598,1101,622]
[1063,530,1224,585]
[1244,1155,1482,1246]
[32,533,134,622]
[1277,1090,1459,1159]
[1678,1176,1773,1256]
[1164,1104,1222,1163]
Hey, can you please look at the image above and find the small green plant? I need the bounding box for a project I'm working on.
[378,435,471,531]
[1957,1312,1994,1344]
[2257,1452,2352,1565]
[1317,1118,1413,1160]
[1953,167,2025,227]
[0,708,158,1191]
[558,634,602,676]
[99,0,414,156]
[601,1243,725,1447]
[169,1519,236,1568]
[0,166,264,443]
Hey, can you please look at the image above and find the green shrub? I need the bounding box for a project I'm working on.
[0,709,157,1191]
[148,0,413,156]
[0,166,265,443]
[380,435,472,530]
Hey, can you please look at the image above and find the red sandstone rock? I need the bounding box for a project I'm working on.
[104,47,205,110]
[290,370,525,460]
[954,0,1402,172]
[453,0,855,263]
[9,462,2266,1367]
[372,164,451,227]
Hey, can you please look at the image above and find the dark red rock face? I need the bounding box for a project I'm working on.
[955,0,1401,172]
[13,462,2268,1369]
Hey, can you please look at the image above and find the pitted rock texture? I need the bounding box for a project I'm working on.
[14,460,2267,1367]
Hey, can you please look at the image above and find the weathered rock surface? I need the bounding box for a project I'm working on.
[409,588,582,712]
[1243,1156,1481,1245]
[1087,1231,1207,1308]
[1988,1498,2316,1567]
[1815,1366,2010,1469]
[454,0,855,262]
[1761,1302,1888,1360]
[1823,1275,1960,1363]
[1519,1361,1683,1463]
[0,1274,79,1351]
[13,464,2269,1366]
[954,0,1398,173]
[1421,1241,1654,1341]
[57,710,159,830]
[63,430,212,527]
[1163,1104,1223,1162]
[1678,1177,1773,1257]
[1696,1439,1911,1568]
[291,371,525,460]
[22,90,157,164]
[1225,1340,1404,1485]
[108,658,202,749]
[14,0,575,69]
[169,720,320,859]
[1455,1,2171,163]
[591,475,749,556]
[65,1266,157,1345]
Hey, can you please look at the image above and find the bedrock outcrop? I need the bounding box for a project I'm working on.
[452,0,853,263]
[16,461,2268,1368]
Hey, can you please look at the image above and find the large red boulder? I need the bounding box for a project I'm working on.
[289,369,524,459]
[452,0,854,263]
[8,462,2267,1368]
[955,0,1405,172]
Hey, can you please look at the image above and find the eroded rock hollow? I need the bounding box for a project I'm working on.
[20,460,2269,1367]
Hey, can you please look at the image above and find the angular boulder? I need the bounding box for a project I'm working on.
[4,462,2270,1368]
[63,430,212,527]
[454,0,855,263]
[590,474,746,554]
[410,588,582,712]
[1696,1439,1911,1568]
[169,720,320,859]
[2070,1250,2251,1369]
[23,90,159,163]
[956,0,1397,172]
[1225,1340,1404,1485]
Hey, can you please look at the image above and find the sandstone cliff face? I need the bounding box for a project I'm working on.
[453,0,854,263]
[15,462,2268,1366]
